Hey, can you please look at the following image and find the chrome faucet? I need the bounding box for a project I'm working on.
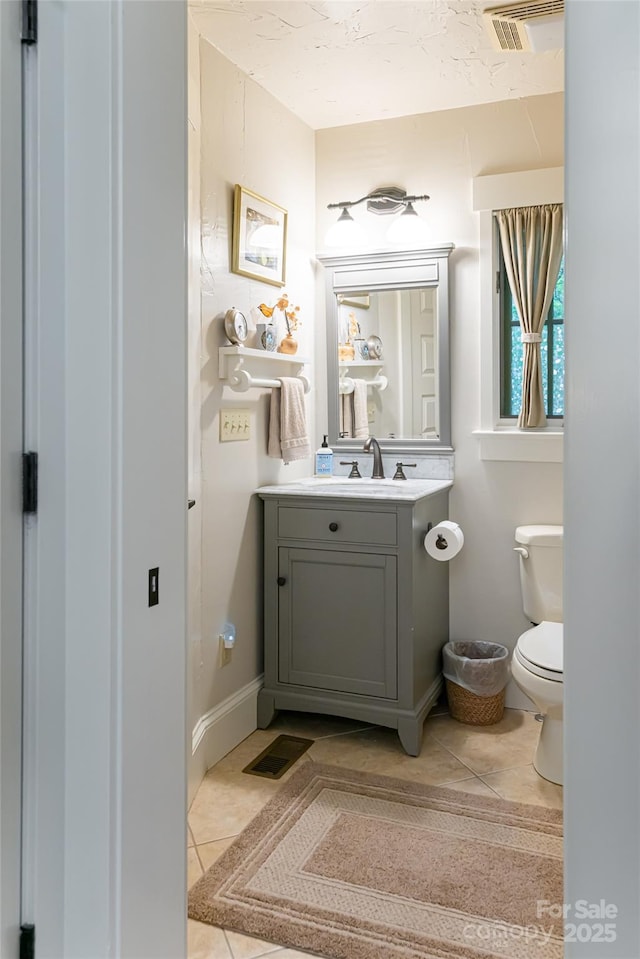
[363,436,385,479]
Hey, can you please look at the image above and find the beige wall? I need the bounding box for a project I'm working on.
[316,93,564,707]
[189,34,316,791]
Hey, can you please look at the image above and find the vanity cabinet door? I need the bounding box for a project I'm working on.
[277,547,397,699]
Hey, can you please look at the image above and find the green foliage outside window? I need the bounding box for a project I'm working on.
[502,258,564,419]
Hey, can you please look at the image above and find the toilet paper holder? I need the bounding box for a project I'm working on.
[425,522,450,551]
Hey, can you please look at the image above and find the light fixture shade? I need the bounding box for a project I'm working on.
[386,202,430,246]
[324,208,367,248]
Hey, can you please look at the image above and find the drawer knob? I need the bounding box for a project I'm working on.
[277,576,286,586]
[329,522,339,532]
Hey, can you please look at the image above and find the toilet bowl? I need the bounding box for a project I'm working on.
[511,620,563,785]
[512,525,564,786]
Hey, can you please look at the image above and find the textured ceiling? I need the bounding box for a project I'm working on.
[189,0,564,130]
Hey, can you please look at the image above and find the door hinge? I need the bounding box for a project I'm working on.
[21,0,37,44]
[19,924,35,959]
[22,452,38,515]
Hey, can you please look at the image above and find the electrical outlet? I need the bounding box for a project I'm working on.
[220,409,251,442]
[219,635,232,666]
[219,623,235,666]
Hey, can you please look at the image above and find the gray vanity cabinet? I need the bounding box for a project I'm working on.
[278,547,398,699]
[257,489,450,756]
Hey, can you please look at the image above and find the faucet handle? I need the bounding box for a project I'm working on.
[340,460,362,479]
[393,462,417,481]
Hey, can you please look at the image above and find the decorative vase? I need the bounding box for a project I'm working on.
[278,333,298,355]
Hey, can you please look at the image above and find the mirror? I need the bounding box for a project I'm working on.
[318,246,454,453]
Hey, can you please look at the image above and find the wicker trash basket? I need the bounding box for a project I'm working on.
[445,679,505,726]
[442,641,510,726]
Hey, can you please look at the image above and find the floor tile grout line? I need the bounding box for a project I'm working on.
[480,760,541,778]
[221,929,235,959]
[192,841,206,875]
[439,773,484,786]
[474,774,506,799]
[194,832,241,851]
[425,734,487,780]
[187,822,197,848]
[223,929,284,959]
[426,730,537,779]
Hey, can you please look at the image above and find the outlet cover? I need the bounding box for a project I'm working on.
[220,409,251,442]
[219,636,232,666]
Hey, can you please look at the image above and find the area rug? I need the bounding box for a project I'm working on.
[189,763,563,959]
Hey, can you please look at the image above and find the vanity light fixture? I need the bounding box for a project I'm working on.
[325,187,430,248]
[324,207,368,248]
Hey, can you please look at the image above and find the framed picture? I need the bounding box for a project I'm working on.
[337,293,370,310]
[232,185,287,287]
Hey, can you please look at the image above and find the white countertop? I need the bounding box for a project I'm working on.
[256,476,452,503]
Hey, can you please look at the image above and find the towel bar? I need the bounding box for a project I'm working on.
[228,369,311,393]
[339,374,388,394]
[219,346,311,395]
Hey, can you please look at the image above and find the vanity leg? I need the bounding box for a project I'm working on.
[257,691,278,729]
[397,717,423,757]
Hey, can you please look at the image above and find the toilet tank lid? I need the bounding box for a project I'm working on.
[515,525,563,547]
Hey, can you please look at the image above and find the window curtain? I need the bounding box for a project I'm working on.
[496,204,564,428]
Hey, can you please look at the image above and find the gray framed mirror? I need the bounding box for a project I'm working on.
[318,245,454,454]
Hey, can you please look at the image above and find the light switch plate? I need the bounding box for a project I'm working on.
[220,409,251,442]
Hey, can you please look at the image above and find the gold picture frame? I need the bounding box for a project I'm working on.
[232,185,287,287]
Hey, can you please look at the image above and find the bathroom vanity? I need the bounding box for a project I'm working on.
[256,478,451,755]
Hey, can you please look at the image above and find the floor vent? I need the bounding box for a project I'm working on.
[243,734,314,779]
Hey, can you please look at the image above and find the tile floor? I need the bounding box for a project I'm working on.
[187,706,563,959]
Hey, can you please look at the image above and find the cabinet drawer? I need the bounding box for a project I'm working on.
[278,505,397,546]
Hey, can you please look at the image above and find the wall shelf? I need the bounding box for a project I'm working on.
[219,346,311,393]
[339,360,384,369]
[338,359,387,393]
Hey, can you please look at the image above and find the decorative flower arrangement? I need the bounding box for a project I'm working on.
[347,311,360,343]
[258,293,301,335]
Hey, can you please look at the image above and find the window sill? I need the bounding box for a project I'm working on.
[473,429,563,463]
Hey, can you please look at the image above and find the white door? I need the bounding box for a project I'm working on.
[409,288,439,438]
[0,3,25,957]
[18,3,188,957]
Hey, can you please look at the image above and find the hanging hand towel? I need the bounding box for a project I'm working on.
[268,377,310,463]
[352,378,369,439]
[340,391,354,439]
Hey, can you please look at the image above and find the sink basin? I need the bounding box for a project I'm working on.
[304,477,400,488]
[257,476,453,502]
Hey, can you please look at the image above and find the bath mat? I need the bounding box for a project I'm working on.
[188,763,563,959]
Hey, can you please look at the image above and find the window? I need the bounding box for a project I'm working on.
[500,255,565,419]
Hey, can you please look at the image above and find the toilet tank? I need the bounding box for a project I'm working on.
[515,525,563,623]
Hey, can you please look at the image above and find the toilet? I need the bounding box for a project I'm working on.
[511,525,563,786]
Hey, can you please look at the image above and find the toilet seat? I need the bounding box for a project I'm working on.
[515,621,563,682]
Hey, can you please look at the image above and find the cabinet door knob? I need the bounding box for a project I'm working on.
[329,522,339,532]
[277,576,286,586]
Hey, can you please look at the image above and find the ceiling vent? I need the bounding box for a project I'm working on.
[484,1,564,52]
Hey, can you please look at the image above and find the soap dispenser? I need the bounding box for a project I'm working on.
[315,435,333,476]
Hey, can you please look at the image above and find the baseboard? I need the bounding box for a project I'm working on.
[189,675,263,806]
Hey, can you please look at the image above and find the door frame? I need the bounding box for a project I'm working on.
[0,2,25,956]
